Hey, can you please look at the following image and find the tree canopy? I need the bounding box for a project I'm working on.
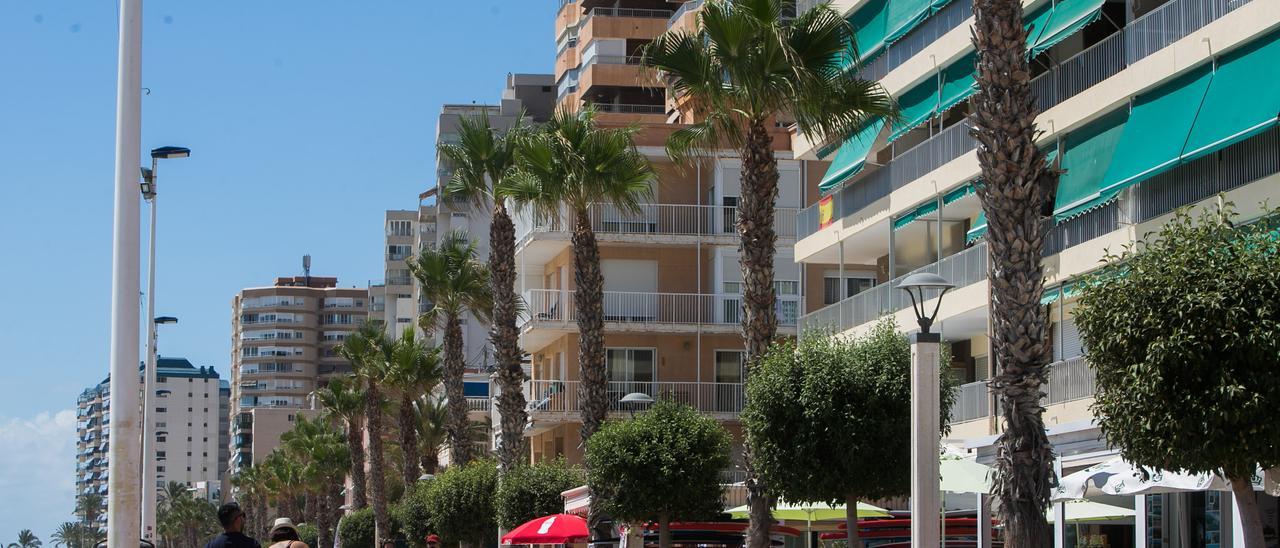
[586,401,731,548]
[743,320,958,546]
[1073,203,1280,545]
[423,459,500,546]
[495,460,585,530]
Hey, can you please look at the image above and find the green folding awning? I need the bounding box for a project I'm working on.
[1095,65,1213,211]
[1024,1,1055,50]
[889,76,941,142]
[849,0,890,63]
[1039,282,1080,305]
[966,211,987,243]
[818,118,887,196]
[938,52,978,114]
[893,199,940,231]
[1182,30,1280,163]
[1053,110,1127,221]
[885,0,954,44]
[1029,0,1107,58]
[944,182,975,204]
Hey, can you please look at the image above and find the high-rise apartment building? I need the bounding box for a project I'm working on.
[76,358,230,519]
[517,1,822,471]
[790,0,1280,542]
[228,271,367,477]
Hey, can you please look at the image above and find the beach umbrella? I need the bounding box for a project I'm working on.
[501,514,589,545]
[1045,500,1135,524]
[726,499,891,521]
[1052,458,1263,501]
[940,456,993,494]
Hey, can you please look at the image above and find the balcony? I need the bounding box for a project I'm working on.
[799,242,988,335]
[466,397,491,412]
[950,356,1096,424]
[515,203,799,265]
[526,380,744,419]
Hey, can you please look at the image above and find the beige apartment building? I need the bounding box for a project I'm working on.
[519,0,825,468]
[228,271,367,477]
[787,0,1280,542]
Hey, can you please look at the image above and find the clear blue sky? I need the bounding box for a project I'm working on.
[0,1,553,540]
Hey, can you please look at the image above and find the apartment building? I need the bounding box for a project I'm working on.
[790,0,1280,543]
[228,271,367,476]
[518,0,822,469]
[76,358,230,520]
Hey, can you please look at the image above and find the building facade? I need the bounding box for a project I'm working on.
[228,272,367,477]
[519,0,823,471]
[790,0,1280,544]
[76,358,230,519]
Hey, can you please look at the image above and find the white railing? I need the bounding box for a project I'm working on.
[526,380,745,414]
[523,289,800,327]
[515,202,800,243]
[951,381,990,423]
[668,0,704,26]
[948,356,1096,423]
[466,397,491,412]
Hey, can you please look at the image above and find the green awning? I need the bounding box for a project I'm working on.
[1040,282,1080,305]
[938,52,978,114]
[1182,30,1280,163]
[1053,108,1129,221]
[849,0,889,62]
[818,118,887,196]
[885,0,954,44]
[1029,0,1107,58]
[888,76,941,142]
[943,183,974,204]
[1024,1,1055,50]
[1096,65,1213,209]
[966,211,987,243]
[893,199,940,231]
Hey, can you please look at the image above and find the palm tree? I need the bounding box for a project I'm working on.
[507,107,655,537]
[74,493,103,530]
[413,396,449,475]
[49,523,85,548]
[968,0,1060,543]
[382,327,442,487]
[642,2,894,545]
[507,108,655,445]
[9,530,40,548]
[316,377,368,510]
[409,230,492,467]
[230,465,268,539]
[341,320,394,546]
[260,453,305,521]
[282,415,350,548]
[439,112,532,473]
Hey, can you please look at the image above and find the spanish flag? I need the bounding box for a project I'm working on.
[818,195,834,229]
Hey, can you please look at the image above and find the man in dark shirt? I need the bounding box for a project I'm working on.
[205,502,262,548]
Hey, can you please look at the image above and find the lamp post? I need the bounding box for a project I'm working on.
[619,392,654,418]
[897,272,954,548]
[140,146,188,543]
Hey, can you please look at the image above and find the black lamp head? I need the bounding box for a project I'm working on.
[897,272,955,335]
[150,146,191,160]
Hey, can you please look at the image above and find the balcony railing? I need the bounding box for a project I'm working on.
[950,356,1095,423]
[524,289,800,328]
[586,7,673,19]
[585,54,644,66]
[467,397,491,412]
[799,242,988,335]
[668,0,704,26]
[516,203,799,243]
[527,380,745,414]
[590,103,666,114]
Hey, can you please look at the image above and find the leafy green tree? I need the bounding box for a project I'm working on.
[641,3,895,545]
[423,459,500,546]
[744,321,958,548]
[396,481,435,548]
[439,111,532,474]
[1073,204,1280,548]
[410,230,492,467]
[586,401,731,548]
[495,460,585,530]
[338,508,402,548]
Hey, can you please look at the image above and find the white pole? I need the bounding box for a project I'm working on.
[976,493,992,548]
[107,0,143,545]
[911,334,941,548]
[141,174,158,542]
[1053,458,1066,548]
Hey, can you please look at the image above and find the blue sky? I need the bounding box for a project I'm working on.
[0,1,553,540]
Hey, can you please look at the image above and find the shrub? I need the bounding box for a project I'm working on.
[496,460,584,529]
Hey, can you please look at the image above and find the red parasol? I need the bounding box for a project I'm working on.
[501,514,589,545]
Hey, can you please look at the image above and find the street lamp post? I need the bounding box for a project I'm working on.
[619,392,654,418]
[898,273,955,548]
[140,146,188,543]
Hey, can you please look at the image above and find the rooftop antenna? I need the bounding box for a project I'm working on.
[303,254,312,286]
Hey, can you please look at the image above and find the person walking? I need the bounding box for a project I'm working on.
[267,518,310,548]
[206,503,262,548]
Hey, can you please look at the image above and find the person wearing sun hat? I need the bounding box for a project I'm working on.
[267,517,310,548]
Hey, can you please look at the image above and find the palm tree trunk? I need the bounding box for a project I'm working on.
[971,0,1058,546]
[316,488,333,548]
[305,492,317,527]
[444,315,473,466]
[491,203,529,472]
[346,416,368,510]
[739,119,780,548]
[571,211,608,537]
[420,446,439,476]
[399,393,421,488]
[365,380,391,546]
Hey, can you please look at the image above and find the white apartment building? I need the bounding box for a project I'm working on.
[791,0,1280,544]
[76,357,230,519]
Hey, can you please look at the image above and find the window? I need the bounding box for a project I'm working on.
[714,351,745,383]
[157,437,166,443]
[388,219,413,237]
[387,244,412,259]
[823,276,877,305]
[157,377,167,383]
[157,466,165,473]
[156,408,167,413]
[775,280,800,295]
[606,349,654,384]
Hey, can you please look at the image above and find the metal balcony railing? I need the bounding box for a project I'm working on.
[516,203,799,243]
[949,356,1096,423]
[526,380,745,414]
[523,289,800,328]
[586,7,674,19]
[951,380,990,423]
[799,242,988,335]
[668,0,704,26]
[590,103,666,114]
